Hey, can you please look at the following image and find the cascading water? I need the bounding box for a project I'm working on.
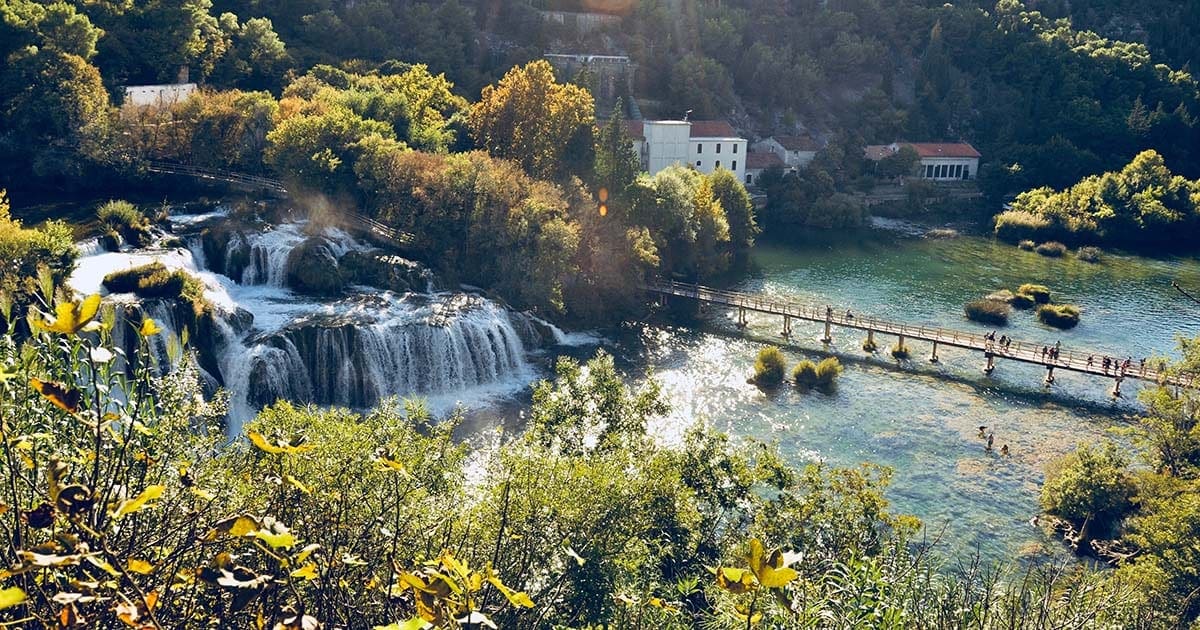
[69,211,545,435]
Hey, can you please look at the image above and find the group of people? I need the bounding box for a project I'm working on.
[1085,355,1146,376]
[978,426,1010,457]
[1040,341,1062,361]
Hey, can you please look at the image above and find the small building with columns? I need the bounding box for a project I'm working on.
[865,142,981,181]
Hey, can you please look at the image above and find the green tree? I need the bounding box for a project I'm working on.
[1042,441,1137,540]
[708,167,758,253]
[265,105,402,192]
[469,60,596,181]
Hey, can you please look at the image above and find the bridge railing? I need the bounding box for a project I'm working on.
[646,280,1194,386]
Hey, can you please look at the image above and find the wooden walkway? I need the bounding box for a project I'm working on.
[646,280,1198,394]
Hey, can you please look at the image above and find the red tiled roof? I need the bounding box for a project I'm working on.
[864,142,981,160]
[906,142,981,159]
[774,135,820,151]
[624,120,644,140]
[688,120,737,138]
[746,152,785,169]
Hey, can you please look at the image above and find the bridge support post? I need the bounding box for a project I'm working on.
[1112,377,1124,398]
[781,315,792,338]
[929,341,940,364]
[1044,366,1056,387]
[984,352,995,375]
[863,329,876,353]
[737,307,747,329]
[822,307,833,344]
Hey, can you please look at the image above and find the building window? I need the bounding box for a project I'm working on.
[732,160,737,170]
[716,160,721,169]
[697,144,703,154]
[696,160,702,167]
[954,165,962,178]
[733,144,738,154]
[962,166,970,180]
[925,165,934,178]
[746,174,753,184]
[716,144,722,154]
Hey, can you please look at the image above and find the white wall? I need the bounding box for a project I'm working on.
[643,121,691,175]
[752,137,816,168]
[123,83,198,108]
[689,137,747,183]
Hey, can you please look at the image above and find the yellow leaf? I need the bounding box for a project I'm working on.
[565,546,586,566]
[437,550,469,579]
[375,455,408,474]
[0,586,26,611]
[247,430,311,455]
[33,295,102,335]
[715,567,757,594]
[746,539,798,589]
[290,563,317,580]
[30,378,83,413]
[139,318,162,337]
[86,555,121,577]
[254,530,296,549]
[127,559,154,575]
[374,620,430,630]
[114,485,165,518]
[484,568,534,609]
[283,474,312,495]
[296,544,320,564]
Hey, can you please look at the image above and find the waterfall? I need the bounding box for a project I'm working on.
[233,295,532,415]
[69,215,540,436]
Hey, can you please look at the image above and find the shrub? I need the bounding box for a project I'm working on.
[965,299,1010,325]
[102,263,210,317]
[1041,441,1136,536]
[891,341,910,359]
[1077,246,1103,263]
[793,357,843,388]
[1035,241,1068,257]
[994,209,1053,242]
[97,200,151,246]
[102,262,168,294]
[1010,292,1036,309]
[753,346,787,385]
[1018,284,1052,304]
[1017,239,1036,251]
[792,359,818,386]
[1037,304,1081,329]
[986,289,1015,303]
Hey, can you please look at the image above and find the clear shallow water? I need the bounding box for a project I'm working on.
[601,227,1200,561]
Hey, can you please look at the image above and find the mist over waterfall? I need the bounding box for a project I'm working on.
[68,208,546,434]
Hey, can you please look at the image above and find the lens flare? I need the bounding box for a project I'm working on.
[599,204,608,217]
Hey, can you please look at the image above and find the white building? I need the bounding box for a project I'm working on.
[625,119,747,183]
[122,83,198,109]
[752,135,821,169]
[864,142,981,181]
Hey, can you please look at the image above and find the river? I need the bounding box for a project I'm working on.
[585,220,1200,561]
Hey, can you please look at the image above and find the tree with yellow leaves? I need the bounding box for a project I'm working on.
[468,60,595,181]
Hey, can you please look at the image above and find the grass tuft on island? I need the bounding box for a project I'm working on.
[1018,284,1052,304]
[97,200,151,248]
[753,346,787,385]
[1077,246,1103,263]
[1010,292,1036,309]
[891,341,911,360]
[1037,304,1081,329]
[103,263,211,318]
[1035,241,1068,257]
[1017,239,1036,251]
[793,357,842,389]
[965,299,1010,325]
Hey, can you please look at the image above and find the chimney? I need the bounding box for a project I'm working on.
[177,65,190,84]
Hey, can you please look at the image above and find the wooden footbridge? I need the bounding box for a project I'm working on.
[646,280,1198,396]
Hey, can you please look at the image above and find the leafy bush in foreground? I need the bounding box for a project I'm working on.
[0,290,1175,628]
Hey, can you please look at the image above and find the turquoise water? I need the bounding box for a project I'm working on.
[603,224,1200,560]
